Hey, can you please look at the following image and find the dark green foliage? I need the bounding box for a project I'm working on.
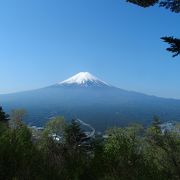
[63,120,90,179]
[161,36,180,57]
[160,0,180,13]
[162,131,180,179]
[0,123,44,180]
[41,137,66,179]
[0,106,9,124]
[40,119,92,179]
[127,0,158,7]
[64,119,87,150]
[103,127,146,179]
[146,121,180,179]
[127,0,180,12]
[151,115,162,134]
[0,106,9,133]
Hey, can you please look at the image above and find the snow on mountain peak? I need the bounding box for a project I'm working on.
[58,72,111,87]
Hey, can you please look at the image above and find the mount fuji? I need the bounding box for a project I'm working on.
[1,72,180,131]
[57,72,111,88]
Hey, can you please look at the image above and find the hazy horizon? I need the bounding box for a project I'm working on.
[0,71,179,101]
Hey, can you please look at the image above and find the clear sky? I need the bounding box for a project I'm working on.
[0,0,180,98]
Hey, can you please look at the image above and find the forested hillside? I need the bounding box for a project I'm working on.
[0,106,180,180]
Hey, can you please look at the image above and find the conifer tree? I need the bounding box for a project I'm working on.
[126,0,180,57]
[0,107,9,122]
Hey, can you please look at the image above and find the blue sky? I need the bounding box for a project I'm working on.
[0,0,180,98]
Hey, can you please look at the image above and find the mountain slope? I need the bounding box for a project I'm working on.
[1,72,180,131]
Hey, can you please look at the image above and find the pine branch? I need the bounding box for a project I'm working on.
[126,0,159,7]
[161,36,180,57]
[160,0,180,13]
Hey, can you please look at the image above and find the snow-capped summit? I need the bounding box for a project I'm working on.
[58,72,111,88]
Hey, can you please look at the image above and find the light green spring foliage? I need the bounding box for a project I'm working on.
[175,122,180,132]
[43,116,66,137]
[9,109,27,129]
[10,109,27,121]
[105,124,144,156]
[103,125,146,180]
[144,118,180,180]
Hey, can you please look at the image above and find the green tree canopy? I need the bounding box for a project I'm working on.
[9,109,27,129]
[43,116,66,137]
[0,107,9,133]
[0,106,9,124]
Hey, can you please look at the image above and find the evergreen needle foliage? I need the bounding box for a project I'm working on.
[126,0,180,57]
[161,36,180,57]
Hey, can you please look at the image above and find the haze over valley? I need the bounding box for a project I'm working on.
[1,72,180,131]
